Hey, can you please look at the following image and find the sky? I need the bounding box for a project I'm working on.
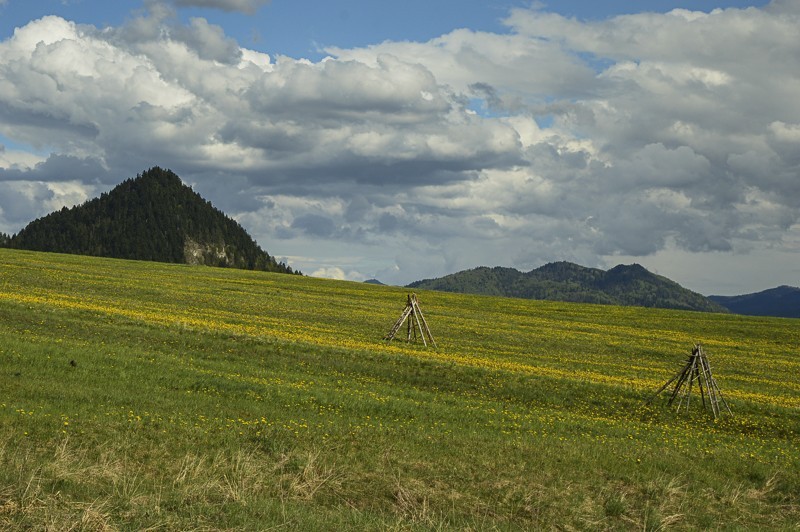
[1,0,798,295]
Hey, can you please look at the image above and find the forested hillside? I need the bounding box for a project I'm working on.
[5,167,295,274]
[409,261,727,312]
[710,286,800,318]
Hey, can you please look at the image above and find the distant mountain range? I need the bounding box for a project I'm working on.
[408,262,728,313]
[3,167,295,274]
[709,286,800,318]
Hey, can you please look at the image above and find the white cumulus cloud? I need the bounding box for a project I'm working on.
[1,3,799,293]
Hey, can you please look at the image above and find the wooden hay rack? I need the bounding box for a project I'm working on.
[647,343,732,419]
[384,293,437,348]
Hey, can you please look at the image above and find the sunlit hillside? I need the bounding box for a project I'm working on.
[1,248,798,529]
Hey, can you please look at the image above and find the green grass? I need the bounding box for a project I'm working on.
[1,248,798,530]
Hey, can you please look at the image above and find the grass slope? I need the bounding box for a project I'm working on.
[1,248,798,530]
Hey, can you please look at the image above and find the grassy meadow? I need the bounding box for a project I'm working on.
[1,247,798,530]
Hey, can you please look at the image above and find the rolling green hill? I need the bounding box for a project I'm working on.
[408,261,727,312]
[1,248,797,529]
[710,285,800,318]
[5,167,295,274]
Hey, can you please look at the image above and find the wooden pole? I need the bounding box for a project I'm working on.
[411,294,437,348]
[385,303,413,341]
[667,359,692,407]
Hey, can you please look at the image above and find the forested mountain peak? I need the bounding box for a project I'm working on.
[709,285,800,318]
[6,167,295,274]
[408,261,726,312]
[527,261,604,283]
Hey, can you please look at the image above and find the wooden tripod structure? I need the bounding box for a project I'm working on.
[647,344,732,419]
[384,293,437,348]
